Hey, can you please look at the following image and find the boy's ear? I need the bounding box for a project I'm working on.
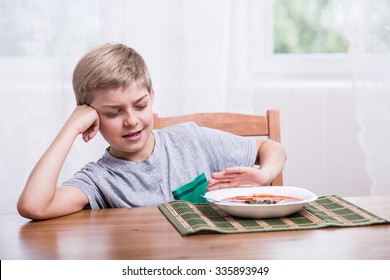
[149,87,155,103]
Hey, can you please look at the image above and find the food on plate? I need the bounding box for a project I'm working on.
[222,194,302,205]
[204,187,317,218]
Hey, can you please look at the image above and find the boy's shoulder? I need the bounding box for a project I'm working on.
[154,121,204,143]
[156,121,199,134]
[155,121,239,147]
[155,121,238,139]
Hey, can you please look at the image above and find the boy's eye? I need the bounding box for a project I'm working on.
[135,102,148,110]
[106,111,121,118]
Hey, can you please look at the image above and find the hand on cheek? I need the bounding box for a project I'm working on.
[67,105,100,143]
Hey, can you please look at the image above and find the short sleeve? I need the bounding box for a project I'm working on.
[197,125,257,172]
[62,163,109,209]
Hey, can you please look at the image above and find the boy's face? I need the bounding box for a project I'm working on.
[90,83,155,162]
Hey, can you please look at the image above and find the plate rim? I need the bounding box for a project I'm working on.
[204,186,318,207]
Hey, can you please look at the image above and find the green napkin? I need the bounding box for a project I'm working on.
[172,172,209,203]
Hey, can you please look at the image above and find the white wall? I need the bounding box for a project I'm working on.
[252,82,371,197]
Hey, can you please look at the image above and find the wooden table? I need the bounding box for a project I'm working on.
[1,196,389,260]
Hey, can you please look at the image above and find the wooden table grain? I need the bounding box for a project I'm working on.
[1,196,389,260]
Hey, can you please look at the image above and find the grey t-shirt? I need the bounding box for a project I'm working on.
[63,122,257,209]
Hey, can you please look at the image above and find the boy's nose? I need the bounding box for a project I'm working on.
[123,112,138,127]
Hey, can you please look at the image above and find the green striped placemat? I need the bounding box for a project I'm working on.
[158,195,389,236]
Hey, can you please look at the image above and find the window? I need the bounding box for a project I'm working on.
[250,0,352,81]
[274,0,348,54]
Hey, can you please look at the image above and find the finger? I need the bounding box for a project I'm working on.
[207,180,242,190]
[211,172,238,180]
[84,120,100,142]
[82,131,90,142]
[88,128,98,140]
[206,182,230,191]
[208,179,217,186]
[223,166,246,174]
[210,183,241,190]
[89,118,100,137]
[82,129,95,142]
[210,171,224,177]
[208,178,231,186]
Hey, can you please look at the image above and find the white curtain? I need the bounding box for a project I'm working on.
[342,0,390,195]
[0,0,254,213]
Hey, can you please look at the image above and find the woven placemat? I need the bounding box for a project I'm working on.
[158,195,389,236]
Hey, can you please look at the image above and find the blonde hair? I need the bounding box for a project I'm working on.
[72,43,152,105]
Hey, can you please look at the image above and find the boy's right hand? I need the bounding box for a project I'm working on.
[66,105,100,142]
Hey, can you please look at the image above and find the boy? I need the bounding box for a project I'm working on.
[17,43,287,220]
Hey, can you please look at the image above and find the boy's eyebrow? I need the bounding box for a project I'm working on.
[101,94,148,108]
[134,94,149,103]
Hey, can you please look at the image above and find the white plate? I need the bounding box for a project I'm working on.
[204,186,317,219]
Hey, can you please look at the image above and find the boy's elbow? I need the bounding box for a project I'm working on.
[281,145,287,161]
[17,198,47,220]
[273,141,287,162]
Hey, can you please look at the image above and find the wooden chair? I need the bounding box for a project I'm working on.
[153,109,283,186]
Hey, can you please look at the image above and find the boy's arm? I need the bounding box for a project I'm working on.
[207,139,287,190]
[17,105,99,220]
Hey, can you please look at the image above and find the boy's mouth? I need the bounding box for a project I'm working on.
[122,129,143,139]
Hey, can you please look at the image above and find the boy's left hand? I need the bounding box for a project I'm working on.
[207,166,271,191]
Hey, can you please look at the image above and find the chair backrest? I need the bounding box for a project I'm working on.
[153,109,283,186]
